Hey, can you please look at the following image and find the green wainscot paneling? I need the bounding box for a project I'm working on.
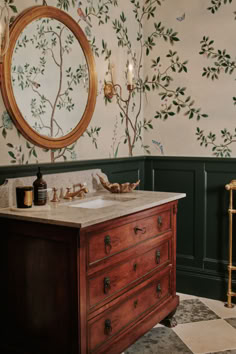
[147,157,205,270]
[146,156,236,302]
[204,162,236,273]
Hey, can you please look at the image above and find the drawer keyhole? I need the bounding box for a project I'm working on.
[156,250,161,264]
[134,299,138,308]
[156,283,162,297]
[134,226,146,235]
[158,216,163,227]
[133,263,138,271]
[104,235,112,255]
[104,319,112,335]
[104,277,111,294]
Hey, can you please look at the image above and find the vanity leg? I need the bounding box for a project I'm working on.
[160,309,177,328]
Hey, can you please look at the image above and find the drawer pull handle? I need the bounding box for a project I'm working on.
[134,300,138,308]
[104,235,112,254]
[104,277,111,294]
[158,216,163,227]
[104,319,112,335]
[156,283,162,297]
[134,226,146,235]
[133,263,137,271]
[156,250,161,264]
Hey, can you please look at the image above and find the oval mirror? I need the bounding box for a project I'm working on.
[1,6,97,149]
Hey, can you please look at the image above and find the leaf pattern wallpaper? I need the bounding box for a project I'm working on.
[0,0,235,165]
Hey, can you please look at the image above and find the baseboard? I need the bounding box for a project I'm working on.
[177,268,236,302]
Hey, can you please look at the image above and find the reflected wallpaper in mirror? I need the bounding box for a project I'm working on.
[11,17,89,138]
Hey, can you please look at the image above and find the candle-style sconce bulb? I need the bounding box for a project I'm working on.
[127,62,134,86]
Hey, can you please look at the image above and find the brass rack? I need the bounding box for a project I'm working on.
[225,180,236,308]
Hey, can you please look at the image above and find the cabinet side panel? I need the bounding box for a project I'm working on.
[1,218,79,354]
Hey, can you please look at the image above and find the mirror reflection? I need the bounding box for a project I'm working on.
[11,17,89,138]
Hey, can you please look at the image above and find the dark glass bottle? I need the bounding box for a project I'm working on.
[33,167,47,206]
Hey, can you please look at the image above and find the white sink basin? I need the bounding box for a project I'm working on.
[64,196,136,209]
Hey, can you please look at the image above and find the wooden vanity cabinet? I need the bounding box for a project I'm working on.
[0,200,179,354]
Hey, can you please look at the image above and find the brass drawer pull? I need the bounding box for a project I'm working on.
[133,263,138,271]
[104,235,112,254]
[104,277,111,294]
[134,299,138,308]
[134,226,146,235]
[158,216,163,227]
[104,319,112,335]
[156,283,162,297]
[156,250,161,264]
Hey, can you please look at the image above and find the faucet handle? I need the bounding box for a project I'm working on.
[51,187,60,202]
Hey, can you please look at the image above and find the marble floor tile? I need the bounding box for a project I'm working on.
[200,297,236,319]
[153,322,164,328]
[177,292,198,301]
[124,295,236,354]
[225,318,236,329]
[175,299,220,324]
[173,319,236,354]
[124,326,192,354]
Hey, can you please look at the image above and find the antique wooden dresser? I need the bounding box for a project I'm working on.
[0,197,180,353]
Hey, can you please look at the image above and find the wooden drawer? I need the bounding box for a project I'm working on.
[88,238,171,310]
[87,208,171,266]
[88,266,171,352]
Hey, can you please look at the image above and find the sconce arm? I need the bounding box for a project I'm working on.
[113,83,131,103]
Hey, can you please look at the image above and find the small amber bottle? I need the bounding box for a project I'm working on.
[33,167,47,206]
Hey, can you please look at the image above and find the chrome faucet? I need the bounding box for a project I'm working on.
[64,183,88,199]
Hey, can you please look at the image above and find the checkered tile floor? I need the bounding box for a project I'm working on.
[124,293,236,354]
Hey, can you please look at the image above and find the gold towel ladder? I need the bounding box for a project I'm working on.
[225,180,236,308]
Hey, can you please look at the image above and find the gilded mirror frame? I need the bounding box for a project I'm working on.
[1,5,97,149]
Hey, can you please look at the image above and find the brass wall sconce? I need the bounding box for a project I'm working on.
[104,61,135,100]
[127,84,134,92]
[104,82,114,100]
[104,81,134,100]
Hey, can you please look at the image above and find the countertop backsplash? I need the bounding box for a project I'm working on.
[0,168,106,208]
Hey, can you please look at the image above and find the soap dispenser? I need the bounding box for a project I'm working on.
[33,167,47,205]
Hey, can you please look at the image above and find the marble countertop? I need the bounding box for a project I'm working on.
[0,190,186,228]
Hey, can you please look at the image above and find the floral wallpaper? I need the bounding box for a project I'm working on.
[144,0,236,157]
[0,0,235,165]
